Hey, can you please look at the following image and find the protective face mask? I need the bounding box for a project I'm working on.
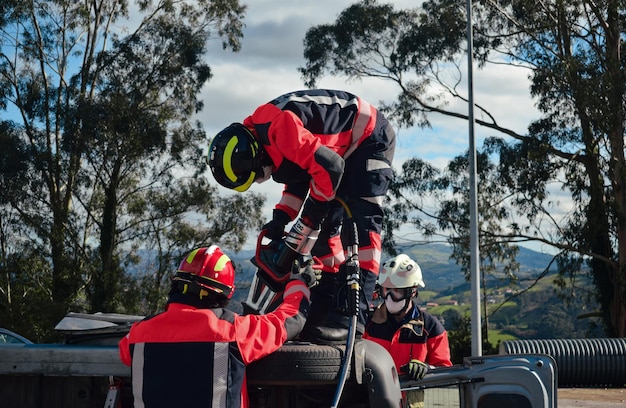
[255,166,272,184]
[385,297,407,314]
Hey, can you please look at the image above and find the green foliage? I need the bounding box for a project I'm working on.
[445,313,496,364]
[0,0,253,340]
[301,0,626,337]
[0,245,64,343]
[0,123,29,205]
[428,269,604,348]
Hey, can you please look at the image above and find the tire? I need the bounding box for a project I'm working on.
[247,342,346,385]
[247,340,401,408]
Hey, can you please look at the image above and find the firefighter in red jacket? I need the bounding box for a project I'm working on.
[118,245,315,408]
[208,89,396,344]
[363,254,452,408]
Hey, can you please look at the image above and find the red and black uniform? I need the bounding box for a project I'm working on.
[244,89,396,328]
[118,280,310,408]
[363,301,452,371]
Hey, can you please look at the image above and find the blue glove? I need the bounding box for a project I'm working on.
[407,359,429,380]
[262,209,291,240]
[301,197,328,229]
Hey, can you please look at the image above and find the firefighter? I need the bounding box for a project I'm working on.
[118,245,316,408]
[363,254,452,408]
[208,89,396,344]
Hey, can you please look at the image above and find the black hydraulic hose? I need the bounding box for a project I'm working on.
[331,198,359,408]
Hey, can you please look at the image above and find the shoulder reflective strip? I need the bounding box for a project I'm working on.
[353,98,374,140]
[274,92,375,161]
[212,342,229,407]
[273,93,358,110]
[344,99,376,159]
[131,343,146,408]
[223,137,239,183]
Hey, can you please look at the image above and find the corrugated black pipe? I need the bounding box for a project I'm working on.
[499,338,626,387]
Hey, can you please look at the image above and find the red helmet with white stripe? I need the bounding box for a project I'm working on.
[172,246,235,299]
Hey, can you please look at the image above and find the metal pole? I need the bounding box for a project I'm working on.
[466,0,482,356]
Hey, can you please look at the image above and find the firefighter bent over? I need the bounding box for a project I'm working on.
[208,89,396,344]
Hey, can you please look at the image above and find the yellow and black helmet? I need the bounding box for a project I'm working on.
[208,123,265,192]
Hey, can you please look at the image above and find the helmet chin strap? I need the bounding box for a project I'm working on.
[255,166,272,184]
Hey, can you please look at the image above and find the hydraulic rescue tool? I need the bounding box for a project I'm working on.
[243,215,319,315]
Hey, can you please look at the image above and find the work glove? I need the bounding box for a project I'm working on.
[262,209,291,240]
[407,359,429,381]
[289,258,320,289]
[301,197,329,229]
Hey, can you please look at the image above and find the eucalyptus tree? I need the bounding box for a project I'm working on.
[0,0,261,333]
[300,0,625,335]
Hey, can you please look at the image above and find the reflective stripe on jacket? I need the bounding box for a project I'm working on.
[243,89,378,207]
[119,280,310,408]
[363,302,452,373]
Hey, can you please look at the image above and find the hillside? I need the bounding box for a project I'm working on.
[227,243,558,311]
[229,243,557,293]
[227,243,606,340]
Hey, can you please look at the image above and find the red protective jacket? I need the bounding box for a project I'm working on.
[243,89,378,218]
[119,280,310,408]
[363,302,452,373]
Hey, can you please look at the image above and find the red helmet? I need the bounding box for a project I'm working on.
[173,246,235,299]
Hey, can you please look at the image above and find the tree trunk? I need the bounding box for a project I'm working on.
[94,161,122,313]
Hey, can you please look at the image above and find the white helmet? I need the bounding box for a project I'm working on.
[378,254,425,289]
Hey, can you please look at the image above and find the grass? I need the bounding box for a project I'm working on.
[485,329,517,346]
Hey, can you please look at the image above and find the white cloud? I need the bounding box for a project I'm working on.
[198,1,550,251]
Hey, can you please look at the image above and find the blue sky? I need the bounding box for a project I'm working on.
[4,0,554,253]
[197,1,544,227]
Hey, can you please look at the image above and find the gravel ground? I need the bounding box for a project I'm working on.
[558,388,625,407]
[420,386,626,407]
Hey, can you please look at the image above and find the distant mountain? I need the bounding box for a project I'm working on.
[225,243,603,339]
[225,243,557,310]
[394,243,556,291]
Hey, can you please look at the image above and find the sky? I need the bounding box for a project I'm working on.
[195,1,553,252]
